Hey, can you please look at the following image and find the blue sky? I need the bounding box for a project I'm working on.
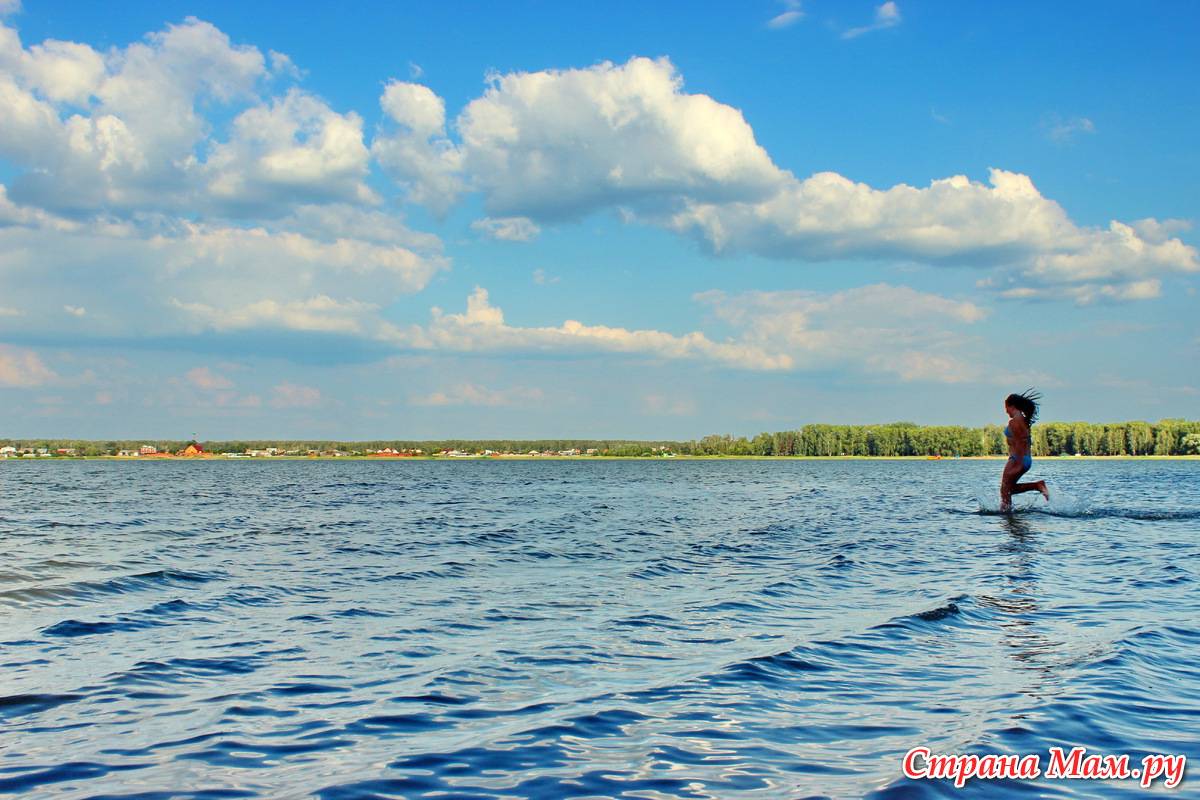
[1,0,1197,441]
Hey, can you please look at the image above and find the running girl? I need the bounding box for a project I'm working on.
[1001,390,1050,512]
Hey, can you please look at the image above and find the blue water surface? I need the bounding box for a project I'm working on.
[1,458,1198,799]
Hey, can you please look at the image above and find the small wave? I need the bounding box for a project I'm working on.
[0,693,83,720]
[721,651,833,684]
[628,560,692,579]
[0,761,143,795]
[870,597,972,633]
[610,613,690,630]
[911,601,962,622]
[0,569,217,609]
[330,607,393,619]
[342,712,447,735]
[268,682,351,697]
[758,580,800,597]
[42,617,157,638]
[112,655,263,687]
[42,599,196,638]
[384,562,473,581]
[1062,508,1200,520]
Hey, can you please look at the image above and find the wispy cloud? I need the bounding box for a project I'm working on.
[272,382,324,409]
[390,284,995,383]
[417,382,546,408]
[472,216,541,242]
[768,1,804,29]
[161,366,262,409]
[843,2,902,39]
[1044,114,1096,142]
[0,345,56,388]
[184,367,235,391]
[393,287,791,370]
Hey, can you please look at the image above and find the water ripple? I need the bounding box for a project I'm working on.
[0,458,1197,798]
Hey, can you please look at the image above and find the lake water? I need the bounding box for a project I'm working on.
[2,458,1199,799]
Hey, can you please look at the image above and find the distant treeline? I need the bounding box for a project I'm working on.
[699,419,1200,457]
[5,419,1200,458]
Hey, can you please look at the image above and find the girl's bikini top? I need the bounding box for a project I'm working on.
[1004,424,1032,441]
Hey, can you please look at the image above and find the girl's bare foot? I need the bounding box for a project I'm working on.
[1037,481,1049,501]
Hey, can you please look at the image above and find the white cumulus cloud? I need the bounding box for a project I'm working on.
[661,169,1199,303]
[204,88,379,217]
[1,18,271,216]
[455,57,782,221]
[372,80,465,217]
[1,18,383,221]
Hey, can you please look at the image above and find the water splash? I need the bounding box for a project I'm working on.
[1036,488,1091,517]
[973,480,1053,515]
[973,480,1200,519]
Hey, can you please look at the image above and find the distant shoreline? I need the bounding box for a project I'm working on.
[4,454,1198,462]
[7,419,1198,459]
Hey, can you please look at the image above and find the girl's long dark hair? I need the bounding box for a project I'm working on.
[1006,388,1041,425]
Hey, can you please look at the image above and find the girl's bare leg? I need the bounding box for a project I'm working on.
[1000,461,1025,512]
[1011,481,1049,501]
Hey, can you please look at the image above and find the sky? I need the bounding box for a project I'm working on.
[0,0,1197,442]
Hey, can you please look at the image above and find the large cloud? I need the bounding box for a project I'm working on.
[0,19,446,349]
[381,56,1196,304]
[464,57,782,219]
[2,18,261,214]
[204,89,379,217]
[662,170,1199,302]
[0,18,376,219]
[405,56,782,222]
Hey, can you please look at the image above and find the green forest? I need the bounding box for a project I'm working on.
[4,419,1200,458]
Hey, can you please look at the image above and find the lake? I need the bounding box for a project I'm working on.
[2,458,1198,799]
